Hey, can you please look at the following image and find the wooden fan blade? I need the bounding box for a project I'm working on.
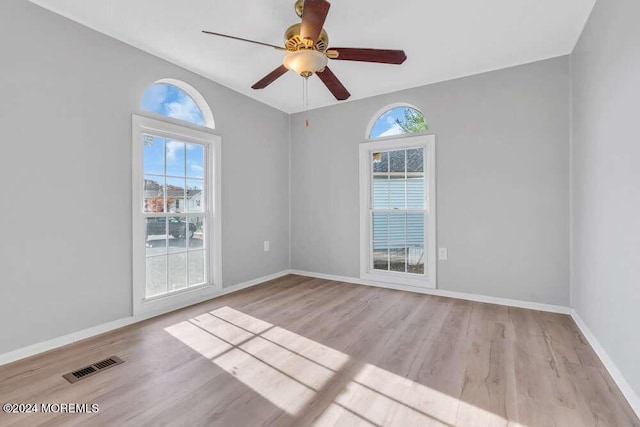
[327,48,407,64]
[300,0,331,45]
[252,65,289,89]
[316,66,350,100]
[202,31,285,50]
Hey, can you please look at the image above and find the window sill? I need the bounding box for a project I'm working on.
[133,282,222,317]
[361,270,435,289]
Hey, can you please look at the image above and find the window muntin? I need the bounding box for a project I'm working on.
[369,106,428,139]
[141,83,206,127]
[371,147,426,275]
[142,134,207,298]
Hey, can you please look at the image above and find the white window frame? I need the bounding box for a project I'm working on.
[132,114,222,316]
[359,133,437,289]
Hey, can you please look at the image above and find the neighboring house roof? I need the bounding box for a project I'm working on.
[144,179,202,199]
[373,149,424,174]
[378,123,404,138]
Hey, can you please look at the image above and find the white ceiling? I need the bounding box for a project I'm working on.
[29,0,595,113]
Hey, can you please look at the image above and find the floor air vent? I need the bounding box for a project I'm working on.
[63,356,124,383]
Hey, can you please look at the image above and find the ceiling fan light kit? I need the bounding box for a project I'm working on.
[203,0,407,102]
[283,49,328,77]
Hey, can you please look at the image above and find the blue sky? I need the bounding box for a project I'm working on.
[144,136,205,181]
[141,83,205,126]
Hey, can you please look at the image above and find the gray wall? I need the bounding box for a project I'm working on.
[0,0,290,354]
[571,0,640,397]
[291,57,570,306]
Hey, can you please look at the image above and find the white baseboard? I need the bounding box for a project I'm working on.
[570,310,640,418]
[0,270,290,367]
[290,270,571,314]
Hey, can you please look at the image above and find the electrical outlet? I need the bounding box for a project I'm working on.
[438,248,448,260]
[264,241,270,252]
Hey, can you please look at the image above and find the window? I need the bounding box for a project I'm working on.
[359,134,436,288]
[133,82,220,316]
[142,134,208,297]
[368,105,428,139]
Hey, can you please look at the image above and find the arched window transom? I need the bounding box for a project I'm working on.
[369,106,428,139]
[141,80,214,128]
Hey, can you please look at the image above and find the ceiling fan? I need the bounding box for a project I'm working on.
[202,0,407,101]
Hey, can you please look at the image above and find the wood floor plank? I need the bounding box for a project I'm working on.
[0,275,637,427]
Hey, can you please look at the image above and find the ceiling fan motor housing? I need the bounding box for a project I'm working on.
[285,23,329,52]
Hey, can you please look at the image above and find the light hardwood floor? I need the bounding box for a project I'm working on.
[0,275,637,426]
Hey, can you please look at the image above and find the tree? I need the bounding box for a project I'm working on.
[396,108,428,134]
[146,196,175,212]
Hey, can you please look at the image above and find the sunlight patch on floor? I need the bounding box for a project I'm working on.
[165,306,512,425]
[211,305,272,334]
[313,403,377,426]
[165,321,232,359]
[261,326,350,371]
[191,312,254,345]
[239,335,335,390]
[214,347,316,415]
[345,362,506,426]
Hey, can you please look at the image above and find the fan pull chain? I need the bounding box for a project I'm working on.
[303,77,309,128]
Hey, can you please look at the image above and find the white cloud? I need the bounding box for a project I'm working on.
[166,92,204,125]
[166,140,184,162]
[141,84,169,112]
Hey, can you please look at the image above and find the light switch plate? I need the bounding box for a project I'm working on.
[438,248,448,260]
